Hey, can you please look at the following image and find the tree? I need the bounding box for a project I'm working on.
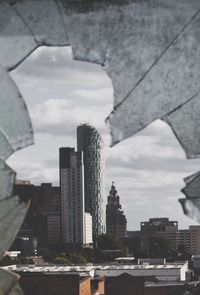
[149,235,172,258]
[0,255,13,266]
[97,234,123,250]
[53,257,70,265]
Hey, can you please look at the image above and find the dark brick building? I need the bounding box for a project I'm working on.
[13,182,60,250]
[105,273,156,295]
[19,272,91,295]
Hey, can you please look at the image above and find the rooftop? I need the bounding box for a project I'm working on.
[6,262,188,274]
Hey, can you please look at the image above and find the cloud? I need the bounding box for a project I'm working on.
[11,46,111,90]
[30,95,112,136]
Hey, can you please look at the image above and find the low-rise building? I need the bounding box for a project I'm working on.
[10,261,189,282]
[14,182,61,249]
[19,272,91,295]
[105,273,156,295]
[94,262,188,281]
[129,218,200,255]
[145,281,200,295]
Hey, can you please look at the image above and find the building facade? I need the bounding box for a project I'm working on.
[141,218,178,233]
[106,182,127,239]
[77,124,105,240]
[59,148,85,246]
[14,182,61,250]
[139,218,200,254]
[59,147,93,247]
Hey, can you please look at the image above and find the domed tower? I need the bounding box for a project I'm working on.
[106,182,127,239]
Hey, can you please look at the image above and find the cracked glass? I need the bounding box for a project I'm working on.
[1,1,200,292]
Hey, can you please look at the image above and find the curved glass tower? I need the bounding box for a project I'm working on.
[77,124,105,240]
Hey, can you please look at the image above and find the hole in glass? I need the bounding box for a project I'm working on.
[6,46,200,235]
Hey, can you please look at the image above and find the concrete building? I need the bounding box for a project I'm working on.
[18,272,91,295]
[141,218,178,233]
[158,225,200,254]
[94,262,189,281]
[138,218,200,254]
[106,182,127,239]
[10,261,189,282]
[59,148,85,246]
[105,274,156,295]
[77,124,105,240]
[59,147,93,247]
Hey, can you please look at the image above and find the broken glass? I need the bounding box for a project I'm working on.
[179,198,200,223]
[59,1,118,65]
[0,161,15,200]
[106,7,200,146]
[0,268,24,295]
[164,95,200,159]
[0,0,200,276]
[0,196,29,260]
[0,1,37,71]
[13,0,69,46]
[0,65,33,154]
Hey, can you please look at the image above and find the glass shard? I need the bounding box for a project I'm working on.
[179,198,200,223]
[0,268,21,295]
[13,0,69,46]
[104,0,200,107]
[181,171,200,199]
[0,65,34,154]
[184,171,200,184]
[106,5,200,146]
[0,1,37,70]
[58,0,117,65]
[164,95,200,159]
[0,160,15,200]
[0,131,14,161]
[0,196,29,259]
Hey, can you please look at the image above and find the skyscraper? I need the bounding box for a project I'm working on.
[77,124,105,240]
[106,182,127,239]
[59,147,86,246]
[59,147,93,247]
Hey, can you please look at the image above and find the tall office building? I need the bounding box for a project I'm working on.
[59,147,86,246]
[59,147,93,247]
[77,124,105,240]
[106,182,127,239]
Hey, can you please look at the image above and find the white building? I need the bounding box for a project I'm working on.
[84,213,93,247]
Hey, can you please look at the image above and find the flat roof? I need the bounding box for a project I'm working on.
[146,281,200,287]
[7,262,187,274]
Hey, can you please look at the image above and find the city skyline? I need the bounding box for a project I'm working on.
[7,46,200,231]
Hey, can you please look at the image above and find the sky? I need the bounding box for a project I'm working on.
[7,46,200,231]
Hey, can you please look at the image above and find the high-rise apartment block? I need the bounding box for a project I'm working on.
[106,182,127,239]
[59,147,92,247]
[77,124,105,240]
